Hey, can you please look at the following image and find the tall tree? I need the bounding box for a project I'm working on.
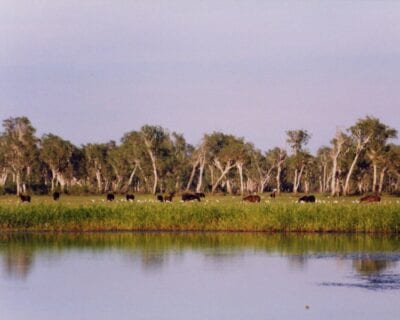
[140,125,169,194]
[204,133,242,193]
[286,129,311,194]
[344,116,396,195]
[268,147,287,195]
[2,117,38,194]
[83,143,112,193]
[329,131,348,196]
[40,134,75,192]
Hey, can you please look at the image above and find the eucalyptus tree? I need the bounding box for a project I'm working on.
[302,155,319,194]
[83,142,112,193]
[344,116,396,195]
[387,144,400,193]
[0,135,8,189]
[69,146,86,187]
[286,129,311,194]
[328,131,348,196]
[140,125,170,194]
[108,145,130,192]
[364,118,397,192]
[168,132,193,191]
[316,146,331,194]
[120,131,149,192]
[376,145,392,194]
[234,141,254,195]
[40,134,75,192]
[267,147,287,195]
[251,149,272,193]
[1,117,39,194]
[186,140,207,192]
[378,144,400,193]
[203,133,242,193]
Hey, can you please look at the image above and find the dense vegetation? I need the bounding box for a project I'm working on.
[0,115,399,196]
[0,194,399,233]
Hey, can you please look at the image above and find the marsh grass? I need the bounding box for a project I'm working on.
[0,194,400,233]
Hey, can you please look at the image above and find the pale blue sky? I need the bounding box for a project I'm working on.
[1,0,399,152]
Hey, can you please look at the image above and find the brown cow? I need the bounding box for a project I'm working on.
[359,194,381,203]
[19,194,31,203]
[243,195,261,203]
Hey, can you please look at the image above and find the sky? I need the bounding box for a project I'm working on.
[1,0,400,153]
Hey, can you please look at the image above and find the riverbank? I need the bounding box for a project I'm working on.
[0,196,399,233]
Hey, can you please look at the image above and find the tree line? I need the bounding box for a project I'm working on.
[0,116,399,196]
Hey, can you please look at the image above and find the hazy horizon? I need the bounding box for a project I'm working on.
[1,1,400,152]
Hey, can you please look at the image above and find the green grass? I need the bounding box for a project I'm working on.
[0,194,400,233]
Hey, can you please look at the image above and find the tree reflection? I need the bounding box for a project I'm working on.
[3,247,34,279]
[352,259,394,275]
[287,255,308,270]
[140,251,166,271]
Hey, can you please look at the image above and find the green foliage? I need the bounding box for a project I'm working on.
[0,195,399,233]
[0,116,399,196]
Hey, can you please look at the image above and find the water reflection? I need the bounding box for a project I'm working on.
[1,232,400,290]
[321,256,400,291]
[287,255,308,270]
[353,258,394,275]
[3,247,34,279]
[140,251,167,270]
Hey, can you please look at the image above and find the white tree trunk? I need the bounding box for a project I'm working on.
[95,169,102,193]
[0,170,7,187]
[211,160,235,193]
[378,167,387,194]
[186,161,198,191]
[293,165,305,194]
[293,168,298,193]
[276,166,281,195]
[127,164,138,187]
[196,157,206,192]
[343,152,360,196]
[56,173,66,192]
[147,150,158,195]
[344,135,371,196]
[372,163,378,193]
[237,162,244,195]
[16,171,22,195]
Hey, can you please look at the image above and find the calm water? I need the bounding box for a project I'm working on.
[1,233,400,320]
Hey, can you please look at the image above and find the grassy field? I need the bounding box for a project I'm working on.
[0,193,399,233]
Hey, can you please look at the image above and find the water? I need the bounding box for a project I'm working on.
[1,233,400,320]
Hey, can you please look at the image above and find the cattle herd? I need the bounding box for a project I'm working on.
[16,192,383,203]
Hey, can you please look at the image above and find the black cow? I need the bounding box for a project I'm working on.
[360,194,381,203]
[182,193,201,202]
[243,195,261,203]
[298,195,316,203]
[19,194,31,203]
[126,194,135,201]
[107,193,115,201]
[53,192,60,201]
[195,192,206,198]
[157,194,164,202]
